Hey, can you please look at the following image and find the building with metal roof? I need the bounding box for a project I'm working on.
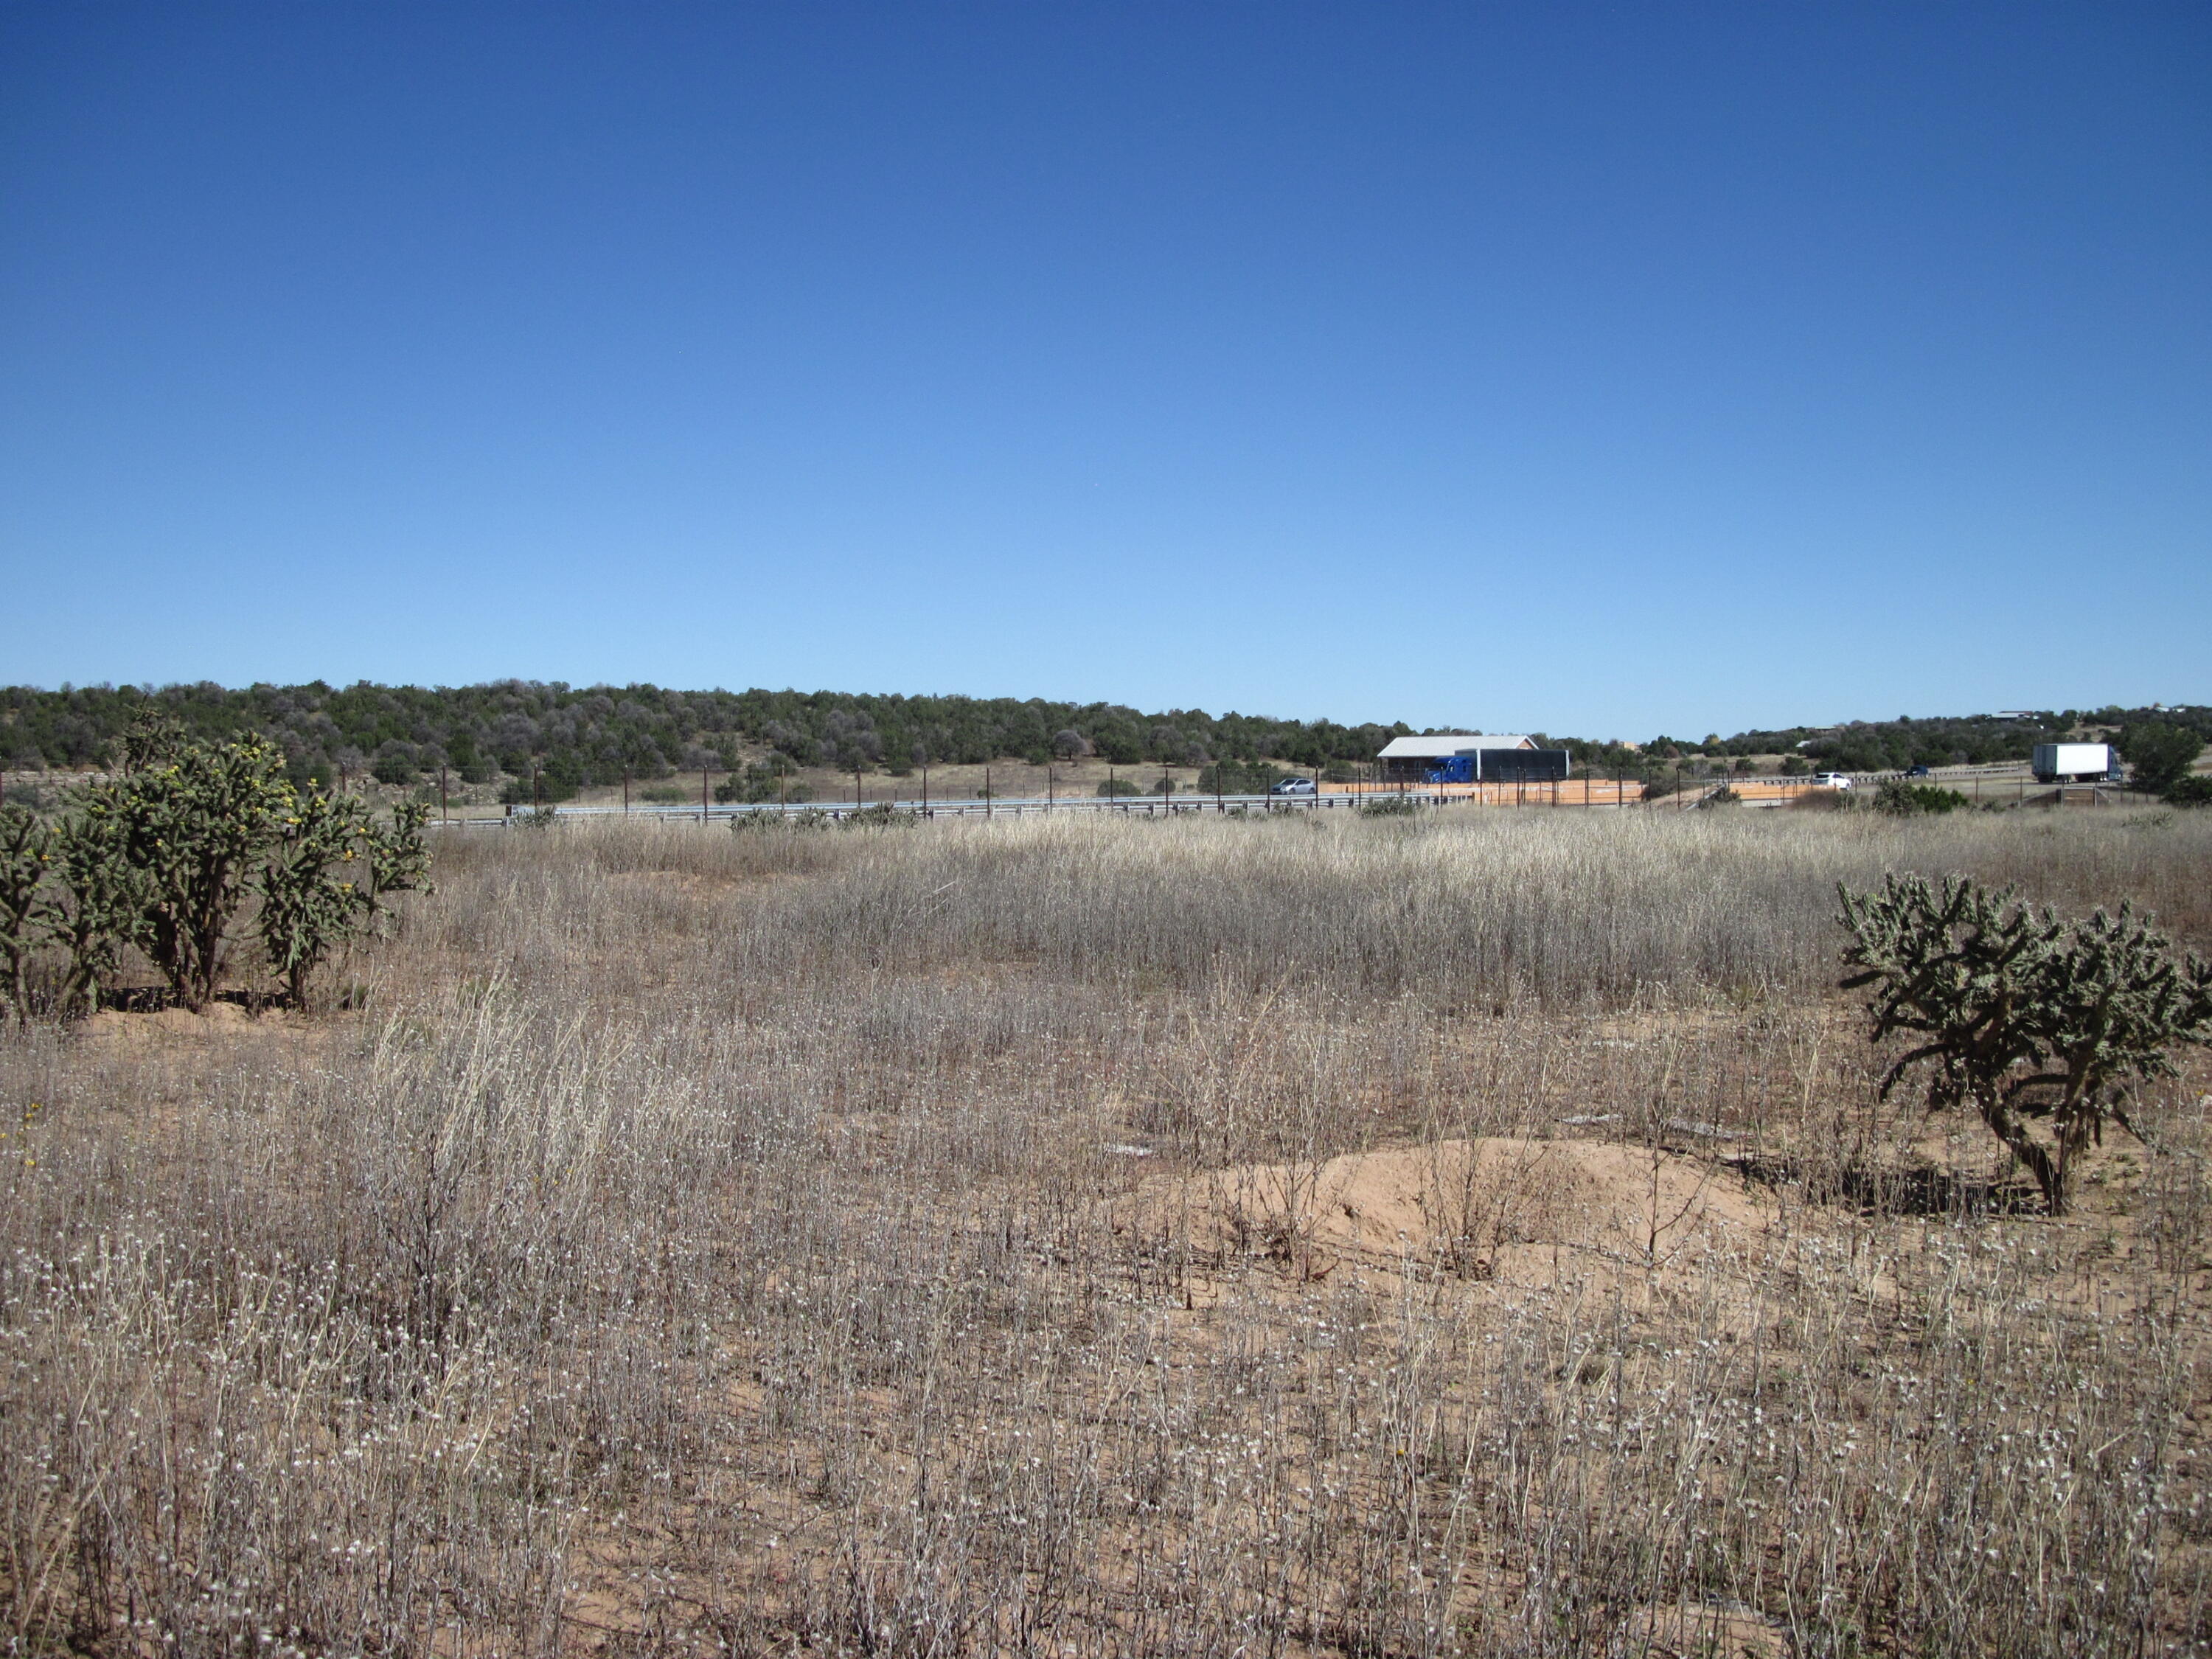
[1375,734,1537,761]
[1375,733,1567,785]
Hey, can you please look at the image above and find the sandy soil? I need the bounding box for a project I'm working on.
[1115,1135,1778,1284]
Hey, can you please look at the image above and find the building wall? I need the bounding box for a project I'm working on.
[1382,748,1569,783]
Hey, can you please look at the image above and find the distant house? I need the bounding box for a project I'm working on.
[1376,734,1568,785]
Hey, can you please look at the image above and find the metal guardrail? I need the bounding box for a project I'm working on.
[421,787,1638,828]
[420,762,2172,828]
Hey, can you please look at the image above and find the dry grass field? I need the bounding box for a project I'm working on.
[5,807,2211,1657]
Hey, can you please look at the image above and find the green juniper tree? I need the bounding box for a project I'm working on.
[2118,721,2205,796]
[1839,872,2212,1213]
[1872,779,1969,816]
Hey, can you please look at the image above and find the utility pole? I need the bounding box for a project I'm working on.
[439,764,449,825]
[921,762,929,817]
[985,764,992,819]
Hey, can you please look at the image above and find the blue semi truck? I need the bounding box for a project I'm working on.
[1423,749,1570,785]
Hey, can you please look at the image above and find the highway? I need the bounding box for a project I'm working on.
[422,759,2145,828]
[429,789,1451,827]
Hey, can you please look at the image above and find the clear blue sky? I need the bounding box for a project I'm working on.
[4,3,2206,740]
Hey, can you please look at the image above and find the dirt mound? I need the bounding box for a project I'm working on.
[83,1002,301,1045]
[1116,1136,1776,1281]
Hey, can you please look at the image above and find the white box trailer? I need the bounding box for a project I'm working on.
[2033,742,2115,784]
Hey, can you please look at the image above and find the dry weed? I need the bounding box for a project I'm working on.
[4,810,2209,1656]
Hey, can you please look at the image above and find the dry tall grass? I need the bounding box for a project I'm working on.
[4,808,2209,1656]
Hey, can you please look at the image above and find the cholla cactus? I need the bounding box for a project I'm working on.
[77,734,294,1010]
[2029,904,2212,1171]
[256,795,432,1007]
[360,800,432,922]
[115,706,189,775]
[0,806,51,1021]
[0,726,434,1020]
[1839,873,2212,1213]
[46,810,150,1020]
[255,788,369,1009]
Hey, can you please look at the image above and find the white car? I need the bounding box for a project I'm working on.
[1813,772,1853,790]
[1268,776,1318,796]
